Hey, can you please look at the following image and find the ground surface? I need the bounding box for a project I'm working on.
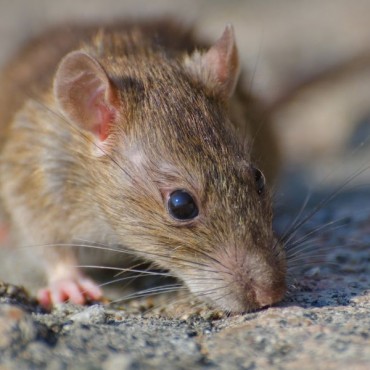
[0,1,370,369]
[0,189,370,369]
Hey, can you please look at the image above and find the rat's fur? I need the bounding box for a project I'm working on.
[0,20,285,312]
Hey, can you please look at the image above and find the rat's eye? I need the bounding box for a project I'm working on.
[168,190,199,221]
[253,167,265,195]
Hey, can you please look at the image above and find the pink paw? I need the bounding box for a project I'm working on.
[37,277,103,309]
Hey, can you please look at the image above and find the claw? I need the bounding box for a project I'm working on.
[37,276,103,309]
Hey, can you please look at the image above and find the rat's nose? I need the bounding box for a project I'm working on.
[254,281,286,308]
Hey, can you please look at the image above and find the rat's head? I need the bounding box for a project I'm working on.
[53,25,286,313]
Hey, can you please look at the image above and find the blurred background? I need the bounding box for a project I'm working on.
[1,0,370,292]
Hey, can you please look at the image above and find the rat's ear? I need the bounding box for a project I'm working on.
[184,25,240,99]
[54,51,118,143]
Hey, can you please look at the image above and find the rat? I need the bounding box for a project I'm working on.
[0,20,286,313]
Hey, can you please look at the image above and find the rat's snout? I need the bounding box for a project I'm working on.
[249,275,286,308]
[228,264,286,312]
[194,244,287,313]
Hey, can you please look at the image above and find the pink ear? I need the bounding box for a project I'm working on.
[54,51,118,142]
[184,25,240,99]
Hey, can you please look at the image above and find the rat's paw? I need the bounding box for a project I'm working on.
[37,277,103,309]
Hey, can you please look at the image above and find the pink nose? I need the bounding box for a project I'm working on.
[254,284,286,307]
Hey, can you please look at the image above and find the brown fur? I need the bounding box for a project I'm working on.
[0,19,285,312]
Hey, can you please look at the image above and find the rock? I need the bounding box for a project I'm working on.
[0,304,37,351]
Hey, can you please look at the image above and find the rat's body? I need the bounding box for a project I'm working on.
[0,20,285,313]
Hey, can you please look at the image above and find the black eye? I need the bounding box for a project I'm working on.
[168,190,199,221]
[253,167,265,195]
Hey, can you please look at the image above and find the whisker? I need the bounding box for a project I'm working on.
[17,241,138,256]
[278,189,314,245]
[286,235,343,258]
[287,254,330,266]
[207,290,235,305]
[287,246,334,261]
[248,32,264,94]
[19,239,227,277]
[98,274,154,288]
[286,217,348,252]
[73,265,174,277]
[109,284,185,304]
[281,165,370,244]
[190,281,234,299]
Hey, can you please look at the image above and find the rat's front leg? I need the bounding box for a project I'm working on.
[37,246,103,309]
